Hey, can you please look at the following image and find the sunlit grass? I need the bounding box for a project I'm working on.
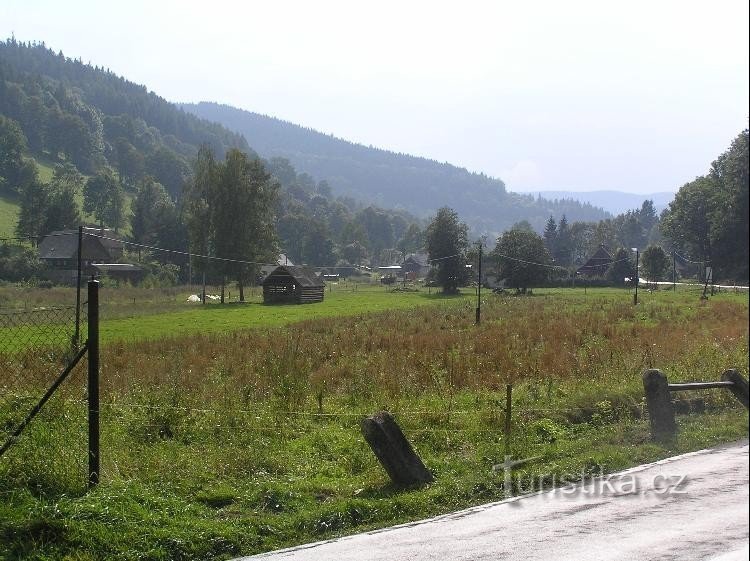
[0,287,747,560]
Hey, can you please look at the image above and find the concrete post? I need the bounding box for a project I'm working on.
[361,411,433,487]
[643,369,676,442]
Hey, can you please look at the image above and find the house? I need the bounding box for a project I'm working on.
[401,252,431,280]
[576,245,613,277]
[38,228,126,284]
[262,265,325,304]
[378,264,403,281]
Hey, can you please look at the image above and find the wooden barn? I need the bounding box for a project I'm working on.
[576,245,613,277]
[262,266,325,304]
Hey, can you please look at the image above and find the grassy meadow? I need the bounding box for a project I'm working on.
[0,285,748,560]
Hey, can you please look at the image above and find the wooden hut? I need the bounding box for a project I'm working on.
[262,266,325,304]
[576,245,613,277]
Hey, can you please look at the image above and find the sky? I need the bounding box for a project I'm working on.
[1,0,748,195]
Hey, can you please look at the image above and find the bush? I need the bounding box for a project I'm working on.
[0,244,44,282]
[139,261,181,287]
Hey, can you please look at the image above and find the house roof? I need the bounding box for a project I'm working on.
[91,264,142,272]
[577,245,614,274]
[38,229,124,261]
[38,231,79,260]
[277,254,293,266]
[403,252,429,266]
[83,227,123,252]
[262,265,325,288]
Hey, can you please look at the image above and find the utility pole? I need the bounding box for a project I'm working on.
[672,249,676,292]
[475,241,483,325]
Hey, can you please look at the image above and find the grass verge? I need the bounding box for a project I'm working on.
[0,287,747,560]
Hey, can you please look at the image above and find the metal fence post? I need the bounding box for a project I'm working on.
[643,369,676,442]
[74,225,83,349]
[88,279,100,488]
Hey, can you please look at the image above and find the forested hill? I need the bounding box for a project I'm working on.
[0,39,249,196]
[183,102,609,233]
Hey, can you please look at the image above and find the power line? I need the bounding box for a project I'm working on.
[426,252,462,263]
[493,252,568,271]
[674,251,706,265]
[85,232,277,267]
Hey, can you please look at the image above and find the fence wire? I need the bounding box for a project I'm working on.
[0,305,88,495]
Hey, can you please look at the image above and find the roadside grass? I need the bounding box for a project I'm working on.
[0,287,747,560]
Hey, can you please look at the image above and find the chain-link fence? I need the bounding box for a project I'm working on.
[0,304,89,495]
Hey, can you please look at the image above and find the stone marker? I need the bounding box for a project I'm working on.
[361,411,433,487]
[643,369,677,442]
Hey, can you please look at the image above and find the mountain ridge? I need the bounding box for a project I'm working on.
[182,101,610,234]
[525,190,675,215]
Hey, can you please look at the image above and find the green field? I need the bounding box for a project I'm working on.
[0,287,748,560]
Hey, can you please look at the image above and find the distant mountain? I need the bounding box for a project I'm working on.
[182,102,609,235]
[528,190,675,216]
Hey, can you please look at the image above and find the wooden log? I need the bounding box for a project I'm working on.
[643,369,677,442]
[721,369,749,409]
[361,411,433,487]
[669,381,735,391]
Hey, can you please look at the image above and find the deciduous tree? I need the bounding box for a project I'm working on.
[83,167,125,231]
[492,228,552,292]
[425,207,468,294]
[641,245,670,285]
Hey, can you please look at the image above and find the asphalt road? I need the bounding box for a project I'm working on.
[238,441,749,561]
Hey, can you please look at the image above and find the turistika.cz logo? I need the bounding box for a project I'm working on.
[493,455,689,500]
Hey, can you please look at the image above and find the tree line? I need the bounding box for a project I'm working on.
[426,130,748,292]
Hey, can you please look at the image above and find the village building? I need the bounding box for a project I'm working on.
[576,245,613,277]
[262,265,325,304]
[90,263,144,284]
[38,228,135,284]
[401,252,431,280]
[378,264,403,283]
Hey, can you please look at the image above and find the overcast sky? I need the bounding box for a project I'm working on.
[1,0,748,194]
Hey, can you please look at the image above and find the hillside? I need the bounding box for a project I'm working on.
[182,102,609,234]
[0,39,250,198]
[0,40,427,269]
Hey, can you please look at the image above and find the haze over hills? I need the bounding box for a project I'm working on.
[182,102,610,234]
[529,190,676,216]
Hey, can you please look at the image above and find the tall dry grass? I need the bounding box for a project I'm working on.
[88,293,748,412]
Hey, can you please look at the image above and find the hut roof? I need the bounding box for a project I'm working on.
[38,231,79,260]
[38,228,124,261]
[576,245,613,274]
[261,265,325,288]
